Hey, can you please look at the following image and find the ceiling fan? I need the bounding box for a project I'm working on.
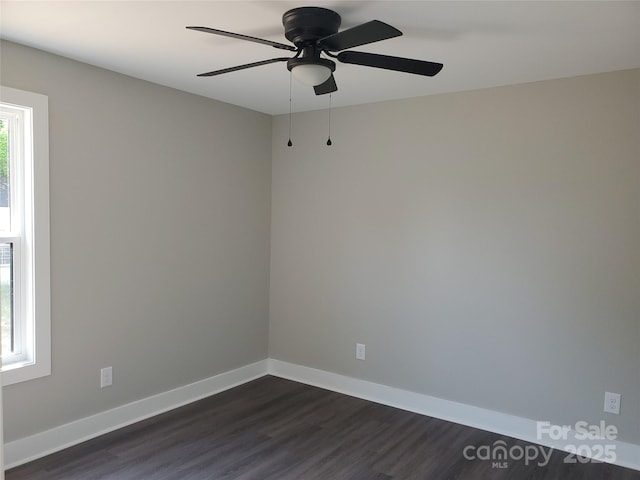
[187,6,443,95]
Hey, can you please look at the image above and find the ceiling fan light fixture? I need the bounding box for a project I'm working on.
[291,64,332,86]
[287,56,336,86]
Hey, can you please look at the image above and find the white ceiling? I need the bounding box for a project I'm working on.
[1,1,639,115]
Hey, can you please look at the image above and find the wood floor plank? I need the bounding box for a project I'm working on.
[6,376,640,479]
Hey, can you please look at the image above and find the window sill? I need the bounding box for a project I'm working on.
[2,359,50,386]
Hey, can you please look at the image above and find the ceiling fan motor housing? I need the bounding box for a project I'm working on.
[282,7,341,46]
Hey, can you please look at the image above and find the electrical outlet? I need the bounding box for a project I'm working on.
[356,343,366,360]
[100,366,113,388]
[604,392,621,414]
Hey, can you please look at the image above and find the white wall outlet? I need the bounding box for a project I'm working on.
[356,343,366,360]
[604,391,621,414]
[100,366,113,388]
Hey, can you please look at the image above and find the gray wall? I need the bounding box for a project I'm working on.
[1,41,272,442]
[270,69,640,444]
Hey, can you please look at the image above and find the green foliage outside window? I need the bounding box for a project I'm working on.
[0,119,7,177]
[0,119,8,208]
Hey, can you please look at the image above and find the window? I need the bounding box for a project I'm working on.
[0,86,50,386]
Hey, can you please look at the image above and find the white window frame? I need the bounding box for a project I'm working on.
[0,86,51,386]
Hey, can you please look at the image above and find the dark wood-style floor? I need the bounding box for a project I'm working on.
[6,376,639,479]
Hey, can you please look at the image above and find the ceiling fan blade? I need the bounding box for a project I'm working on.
[314,74,338,95]
[187,26,297,51]
[337,51,443,77]
[197,57,290,77]
[318,20,401,52]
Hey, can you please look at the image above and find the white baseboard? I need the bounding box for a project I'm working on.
[4,360,268,469]
[5,358,639,472]
[267,359,640,472]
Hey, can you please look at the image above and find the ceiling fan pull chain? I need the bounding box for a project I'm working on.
[326,93,333,146]
[288,71,293,147]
